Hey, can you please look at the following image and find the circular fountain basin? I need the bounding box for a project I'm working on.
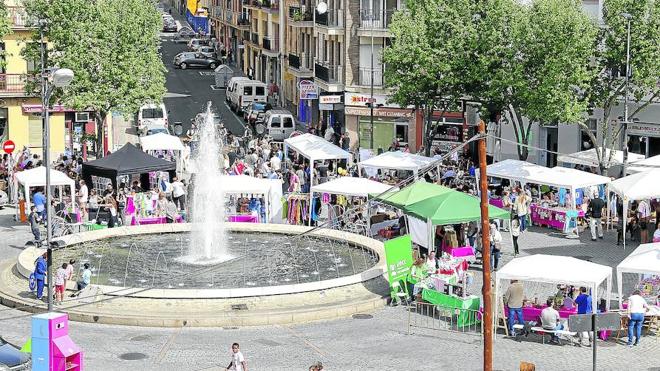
[16,223,386,299]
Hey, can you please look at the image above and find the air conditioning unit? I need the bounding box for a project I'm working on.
[75,112,90,122]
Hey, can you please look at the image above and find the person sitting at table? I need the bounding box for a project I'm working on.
[425,251,438,273]
[540,299,563,344]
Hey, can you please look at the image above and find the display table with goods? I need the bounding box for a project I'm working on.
[441,245,476,260]
[421,290,481,327]
[530,204,584,231]
[504,304,578,322]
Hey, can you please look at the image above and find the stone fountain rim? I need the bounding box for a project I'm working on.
[17,223,386,299]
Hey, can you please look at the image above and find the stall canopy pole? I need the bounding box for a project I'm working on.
[308,159,314,226]
[478,119,493,371]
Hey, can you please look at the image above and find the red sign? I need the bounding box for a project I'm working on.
[3,140,15,154]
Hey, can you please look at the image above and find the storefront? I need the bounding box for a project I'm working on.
[428,110,472,158]
[344,92,418,152]
[319,93,345,133]
[627,122,660,158]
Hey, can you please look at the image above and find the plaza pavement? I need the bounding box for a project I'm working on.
[0,208,658,370]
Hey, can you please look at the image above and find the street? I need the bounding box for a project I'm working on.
[159,10,246,137]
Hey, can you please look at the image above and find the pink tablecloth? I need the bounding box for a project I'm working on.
[132,215,183,225]
[505,305,577,322]
[530,204,585,230]
[489,198,505,208]
[228,215,258,223]
[442,245,475,259]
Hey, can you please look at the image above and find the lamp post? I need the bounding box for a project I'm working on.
[40,24,75,312]
[621,12,632,177]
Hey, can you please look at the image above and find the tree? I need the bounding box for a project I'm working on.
[26,0,166,156]
[0,2,10,72]
[582,0,660,173]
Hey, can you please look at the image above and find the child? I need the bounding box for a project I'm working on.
[225,342,247,371]
[511,215,521,256]
[28,206,41,243]
[55,263,68,305]
[76,263,92,293]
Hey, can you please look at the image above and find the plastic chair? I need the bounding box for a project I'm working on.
[390,280,409,306]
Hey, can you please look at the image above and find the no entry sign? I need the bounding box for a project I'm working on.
[2,140,15,154]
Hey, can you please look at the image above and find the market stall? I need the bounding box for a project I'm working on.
[557,147,645,169]
[139,132,186,175]
[495,255,612,337]
[616,242,660,310]
[216,175,282,223]
[15,166,76,212]
[609,169,660,248]
[357,151,435,178]
[283,133,351,225]
[310,176,398,235]
[627,154,660,175]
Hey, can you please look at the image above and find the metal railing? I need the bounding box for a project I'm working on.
[249,0,279,11]
[314,63,342,84]
[289,53,313,70]
[315,9,343,28]
[7,6,34,28]
[359,9,396,29]
[407,301,483,339]
[262,37,279,51]
[237,16,250,27]
[358,67,383,86]
[0,74,29,93]
[289,53,301,69]
[289,5,313,21]
[251,33,260,45]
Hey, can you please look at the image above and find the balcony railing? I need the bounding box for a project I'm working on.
[7,6,34,28]
[248,0,279,11]
[315,9,343,28]
[237,16,250,27]
[359,67,384,86]
[359,9,396,29]
[262,37,279,51]
[288,5,312,21]
[315,63,343,84]
[0,74,28,94]
[288,52,313,70]
[251,33,260,45]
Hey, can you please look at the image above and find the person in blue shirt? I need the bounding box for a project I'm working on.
[33,252,48,300]
[574,287,593,346]
[33,190,47,220]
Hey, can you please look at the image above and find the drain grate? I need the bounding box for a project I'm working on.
[119,352,148,361]
[231,304,248,311]
[352,313,373,320]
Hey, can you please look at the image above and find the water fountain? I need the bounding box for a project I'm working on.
[184,102,233,264]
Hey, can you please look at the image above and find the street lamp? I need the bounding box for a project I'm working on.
[621,12,632,176]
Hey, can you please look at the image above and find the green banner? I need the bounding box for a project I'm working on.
[384,234,413,286]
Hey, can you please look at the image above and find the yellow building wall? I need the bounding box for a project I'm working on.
[4,32,32,74]
[6,98,66,157]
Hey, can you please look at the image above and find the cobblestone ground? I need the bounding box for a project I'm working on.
[0,209,658,370]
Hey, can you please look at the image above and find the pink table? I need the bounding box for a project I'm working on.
[505,305,577,322]
[442,245,475,259]
[530,204,585,230]
[228,215,258,223]
[489,198,505,208]
[132,215,183,225]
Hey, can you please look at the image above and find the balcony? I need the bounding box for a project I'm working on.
[237,16,250,29]
[288,5,313,26]
[225,10,233,23]
[358,67,384,87]
[314,62,344,91]
[315,9,344,32]
[250,32,260,45]
[359,9,396,29]
[262,37,279,56]
[7,6,35,29]
[246,0,279,13]
[0,74,29,96]
[288,52,313,77]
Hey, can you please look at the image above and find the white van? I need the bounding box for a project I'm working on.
[256,110,296,141]
[225,77,250,103]
[137,103,168,133]
[228,80,268,114]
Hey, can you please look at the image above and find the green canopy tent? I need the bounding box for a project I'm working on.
[373,180,452,208]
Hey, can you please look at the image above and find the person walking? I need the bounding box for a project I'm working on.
[511,215,521,256]
[490,221,502,270]
[54,262,68,305]
[28,206,41,244]
[575,287,593,346]
[626,290,649,347]
[171,177,186,211]
[33,253,47,300]
[64,259,75,294]
[587,191,605,241]
[504,280,524,336]
[225,342,247,371]
[77,179,88,221]
[514,189,530,232]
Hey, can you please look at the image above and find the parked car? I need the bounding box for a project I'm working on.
[258,110,296,141]
[225,77,251,103]
[137,103,168,133]
[187,38,210,51]
[196,46,216,58]
[174,27,196,43]
[162,19,177,32]
[0,336,30,370]
[173,52,220,70]
[227,79,268,113]
[142,126,171,137]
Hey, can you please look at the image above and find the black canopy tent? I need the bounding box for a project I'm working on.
[82,143,176,191]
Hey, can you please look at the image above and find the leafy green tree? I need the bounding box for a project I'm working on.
[26,0,166,156]
[0,1,11,71]
[582,0,660,172]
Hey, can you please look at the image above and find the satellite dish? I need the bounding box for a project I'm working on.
[316,1,328,15]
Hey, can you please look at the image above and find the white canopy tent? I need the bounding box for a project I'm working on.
[284,133,351,225]
[216,175,283,223]
[557,147,645,168]
[609,169,660,248]
[616,242,660,307]
[495,255,612,323]
[310,176,397,198]
[15,166,76,211]
[139,132,185,151]
[357,151,435,177]
[627,154,660,174]
[479,159,552,185]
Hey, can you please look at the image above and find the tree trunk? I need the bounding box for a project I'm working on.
[424,106,432,157]
[507,106,529,161]
[94,111,106,158]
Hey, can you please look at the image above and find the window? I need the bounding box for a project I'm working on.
[255,86,265,95]
[0,107,7,138]
[243,86,253,95]
[581,118,597,150]
[28,115,43,147]
[270,116,281,128]
[141,108,163,119]
[283,117,293,128]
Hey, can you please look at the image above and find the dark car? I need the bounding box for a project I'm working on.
[174,27,196,43]
[162,19,177,32]
[173,52,220,70]
[0,336,30,370]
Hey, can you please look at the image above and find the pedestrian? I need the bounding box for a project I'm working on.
[638,198,651,243]
[511,215,521,256]
[575,287,593,346]
[504,279,524,336]
[55,262,68,305]
[76,263,92,292]
[490,221,502,270]
[33,188,47,220]
[33,252,47,300]
[171,177,186,211]
[514,189,530,232]
[587,191,605,241]
[225,342,247,371]
[77,179,88,221]
[64,259,75,292]
[28,206,41,243]
[626,289,649,347]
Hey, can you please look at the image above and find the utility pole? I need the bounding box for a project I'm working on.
[621,12,632,176]
[478,118,492,371]
[369,32,375,150]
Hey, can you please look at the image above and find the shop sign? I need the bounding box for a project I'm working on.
[299,80,318,100]
[345,92,401,108]
[431,124,463,143]
[345,106,415,118]
[319,95,342,104]
[21,104,71,114]
[319,103,334,111]
[628,122,660,137]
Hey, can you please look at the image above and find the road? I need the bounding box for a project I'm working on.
[159,12,246,137]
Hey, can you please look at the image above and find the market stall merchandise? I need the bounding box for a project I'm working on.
[616,242,660,308]
[357,151,435,177]
[557,147,645,168]
[609,169,660,247]
[530,204,584,232]
[15,166,77,215]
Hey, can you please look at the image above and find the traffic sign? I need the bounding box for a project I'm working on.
[3,140,15,154]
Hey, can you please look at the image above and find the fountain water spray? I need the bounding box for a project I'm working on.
[185,102,233,264]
